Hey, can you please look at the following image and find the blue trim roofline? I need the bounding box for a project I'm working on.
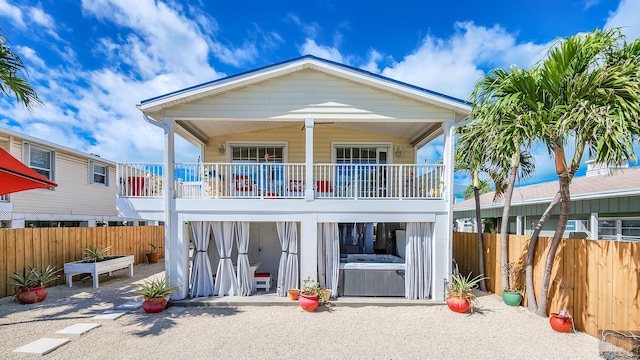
[140,54,471,106]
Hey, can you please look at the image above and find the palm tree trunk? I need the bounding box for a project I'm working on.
[525,191,561,312]
[473,184,487,292]
[500,158,518,291]
[535,174,572,316]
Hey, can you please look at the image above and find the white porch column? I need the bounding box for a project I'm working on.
[304,118,315,201]
[175,217,189,299]
[162,116,182,299]
[433,119,456,301]
[300,213,318,287]
[589,213,598,240]
[516,216,523,235]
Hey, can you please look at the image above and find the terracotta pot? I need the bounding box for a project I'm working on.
[142,298,167,313]
[299,292,319,312]
[549,313,573,333]
[502,290,522,306]
[446,296,471,313]
[17,287,48,304]
[146,252,160,264]
[288,289,300,300]
[318,289,332,303]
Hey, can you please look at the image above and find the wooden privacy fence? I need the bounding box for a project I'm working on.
[0,226,164,299]
[453,232,640,338]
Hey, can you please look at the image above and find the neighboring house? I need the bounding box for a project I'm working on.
[0,127,145,228]
[454,161,640,241]
[117,55,471,301]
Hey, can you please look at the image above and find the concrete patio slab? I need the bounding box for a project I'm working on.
[55,323,101,337]
[12,338,70,355]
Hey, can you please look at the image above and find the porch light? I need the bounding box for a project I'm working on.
[394,146,402,157]
[218,144,226,155]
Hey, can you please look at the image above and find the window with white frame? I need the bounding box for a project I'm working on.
[25,143,54,180]
[598,218,640,242]
[229,145,285,195]
[231,145,284,163]
[90,161,109,186]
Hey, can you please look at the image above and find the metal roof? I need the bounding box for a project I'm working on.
[454,166,640,211]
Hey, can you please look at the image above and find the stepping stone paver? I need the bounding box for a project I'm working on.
[13,338,70,355]
[55,323,101,337]
[116,301,142,310]
[90,310,128,320]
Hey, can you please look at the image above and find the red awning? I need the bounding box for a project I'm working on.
[0,147,58,195]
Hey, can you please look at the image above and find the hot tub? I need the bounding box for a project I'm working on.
[338,254,406,297]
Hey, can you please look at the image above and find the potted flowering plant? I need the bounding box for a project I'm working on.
[299,276,320,312]
[502,261,523,306]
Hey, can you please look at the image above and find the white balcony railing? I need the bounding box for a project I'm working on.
[117,163,444,200]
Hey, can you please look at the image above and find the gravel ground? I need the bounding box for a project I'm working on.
[0,263,601,360]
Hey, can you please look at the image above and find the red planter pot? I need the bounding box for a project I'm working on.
[446,296,471,313]
[17,287,48,304]
[142,298,167,313]
[299,292,319,312]
[549,313,573,333]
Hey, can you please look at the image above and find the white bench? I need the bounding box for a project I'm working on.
[64,255,134,288]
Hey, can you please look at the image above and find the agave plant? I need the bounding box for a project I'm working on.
[447,272,488,303]
[83,246,112,262]
[135,277,176,300]
[10,265,61,290]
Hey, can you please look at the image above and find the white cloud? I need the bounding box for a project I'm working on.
[28,5,59,39]
[0,0,24,28]
[604,0,640,40]
[286,13,321,39]
[0,0,231,163]
[299,38,345,63]
[82,0,260,71]
[361,49,383,73]
[381,22,548,100]
[0,1,61,39]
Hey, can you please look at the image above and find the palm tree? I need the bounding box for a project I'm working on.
[528,28,640,316]
[0,31,41,109]
[469,66,538,292]
[462,179,492,200]
[455,122,511,292]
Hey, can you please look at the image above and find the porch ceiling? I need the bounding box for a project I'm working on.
[177,119,441,145]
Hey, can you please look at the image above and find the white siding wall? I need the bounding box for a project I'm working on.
[8,136,117,217]
[165,69,455,121]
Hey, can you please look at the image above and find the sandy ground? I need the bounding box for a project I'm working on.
[0,262,602,360]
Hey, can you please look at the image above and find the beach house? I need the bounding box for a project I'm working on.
[116,55,471,300]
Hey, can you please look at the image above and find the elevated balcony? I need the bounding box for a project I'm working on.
[117,162,444,201]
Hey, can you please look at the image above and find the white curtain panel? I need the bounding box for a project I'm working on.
[317,223,340,294]
[212,221,239,296]
[284,222,299,292]
[405,222,433,300]
[275,222,289,296]
[190,221,214,297]
[235,221,252,296]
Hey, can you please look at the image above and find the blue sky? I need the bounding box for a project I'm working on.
[0,0,638,193]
